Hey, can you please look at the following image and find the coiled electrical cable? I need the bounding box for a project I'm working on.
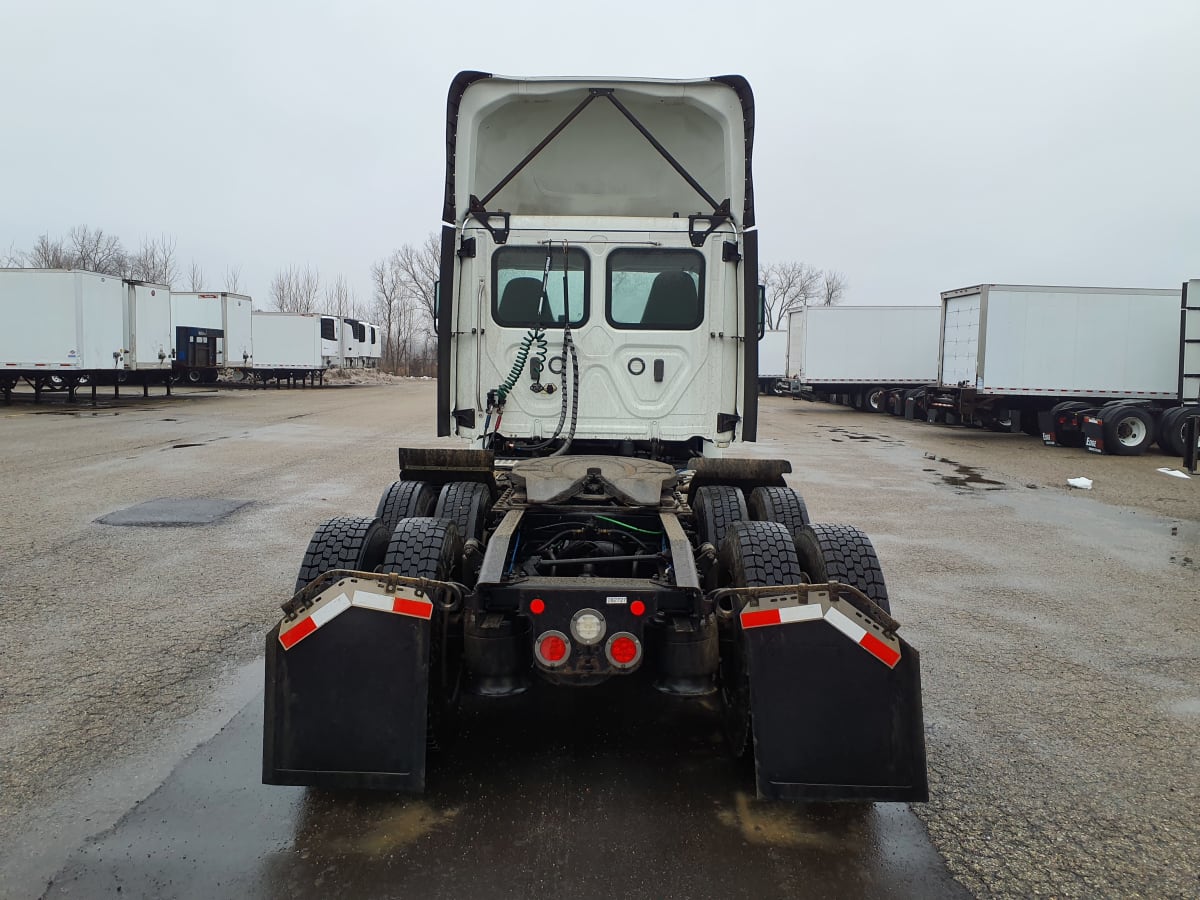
[495,326,546,405]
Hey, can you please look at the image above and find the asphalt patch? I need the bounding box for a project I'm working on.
[97,498,252,527]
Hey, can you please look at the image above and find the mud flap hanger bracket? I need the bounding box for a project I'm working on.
[281,569,465,620]
[467,87,731,246]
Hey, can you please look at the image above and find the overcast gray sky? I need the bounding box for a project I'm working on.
[2,0,1197,308]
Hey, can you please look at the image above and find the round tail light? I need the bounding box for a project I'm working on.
[570,608,606,645]
[605,632,642,669]
[535,630,571,668]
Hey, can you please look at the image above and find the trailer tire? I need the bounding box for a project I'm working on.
[717,520,804,758]
[1019,409,1043,437]
[294,515,391,594]
[1157,407,1189,457]
[747,486,811,535]
[693,485,747,547]
[185,368,203,385]
[794,523,891,614]
[434,481,492,543]
[865,386,886,413]
[375,480,439,534]
[1102,404,1155,456]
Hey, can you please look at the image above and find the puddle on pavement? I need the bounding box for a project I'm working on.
[823,426,903,445]
[929,456,1006,491]
[170,443,205,449]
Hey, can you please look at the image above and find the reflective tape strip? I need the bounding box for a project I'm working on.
[739,598,900,667]
[824,606,867,643]
[352,590,433,620]
[741,604,823,629]
[279,593,351,649]
[861,632,901,666]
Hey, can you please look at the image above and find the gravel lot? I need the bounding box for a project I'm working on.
[1,384,1197,898]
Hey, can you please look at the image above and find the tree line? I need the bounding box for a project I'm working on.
[760,262,847,330]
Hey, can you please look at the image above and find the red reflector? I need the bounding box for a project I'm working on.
[279,616,316,650]
[610,636,638,664]
[540,634,567,662]
[860,631,901,666]
[529,598,545,615]
[629,600,645,616]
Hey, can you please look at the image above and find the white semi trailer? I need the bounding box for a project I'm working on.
[758,329,787,394]
[928,284,1185,452]
[784,305,941,414]
[250,311,339,384]
[0,269,172,401]
[169,291,254,383]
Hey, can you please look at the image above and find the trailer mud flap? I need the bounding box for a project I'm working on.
[263,579,433,791]
[741,594,927,802]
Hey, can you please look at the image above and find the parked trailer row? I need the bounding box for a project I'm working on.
[0,269,173,401]
[0,270,384,399]
[782,284,1200,459]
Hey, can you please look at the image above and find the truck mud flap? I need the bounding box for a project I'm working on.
[263,576,433,791]
[741,592,928,802]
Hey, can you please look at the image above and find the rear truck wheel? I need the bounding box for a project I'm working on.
[1156,407,1189,457]
[264,516,458,791]
[434,481,492,544]
[185,368,203,385]
[747,486,811,535]
[382,517,465,752]
[294,515,391,593]
[1102,404,1155,456]
[980,411,1014,433]
[720,520,927,802]
[692,485,747,549]
[375,480,438,534]
[794,523,890,614]
[717,520,803,761]
[865,386,886,413]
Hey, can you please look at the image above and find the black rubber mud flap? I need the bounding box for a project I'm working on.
[263,599,432,791]
[743,615,927,802]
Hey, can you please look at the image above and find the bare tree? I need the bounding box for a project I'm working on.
[224,264,242,293]
[25,234,72,269]
[761,261,822,328]
[185,261,204,291]
[1,242,22,267]
[126,234,178,285]
[395,233,440,327]
[821,270,847,306]
[371,255,403,372]
[68,226,126,276]
[270,264,321,313]
[324,273,357,319]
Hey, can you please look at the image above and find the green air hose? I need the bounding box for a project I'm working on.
[495,326,547,404]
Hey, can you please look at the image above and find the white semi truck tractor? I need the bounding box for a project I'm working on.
[263,73,928,802]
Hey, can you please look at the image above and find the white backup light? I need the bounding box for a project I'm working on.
[570,609,606,646]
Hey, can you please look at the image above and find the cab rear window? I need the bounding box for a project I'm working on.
[606,249,704,329]
[492,246,589,327]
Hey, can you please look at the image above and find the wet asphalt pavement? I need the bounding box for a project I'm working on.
[43,674,963,900]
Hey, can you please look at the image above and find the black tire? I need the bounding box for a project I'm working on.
[717,520,804,759]
[981,411,1014,432]
[903,388,927,419]
[294,515,391,593]
[1157,407,1191,457]
[185,368,203,385]
[204,368,220,384]
[381,517,464,749]
[794,523,890,614]
[375,480,438,534]
[1019,409,1043,437]
[382,516,464,580]
[693,485,747,547]
[433,481,492,542]
[1102,404,1155,456]
[865,386,886,414]
[747,486,810,534]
